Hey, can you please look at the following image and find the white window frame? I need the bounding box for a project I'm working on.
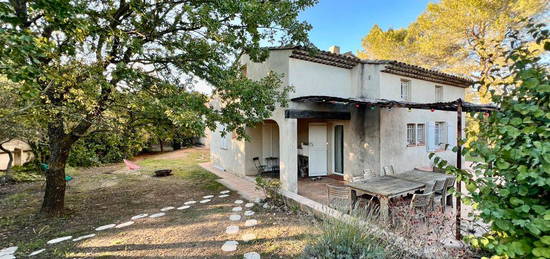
[435,121,447,147]
[406,123,416,146]
[417,123,425,145]
[435,85,444,102]
[401,79,411,101]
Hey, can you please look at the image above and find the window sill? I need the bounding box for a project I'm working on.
[407,144,425,147]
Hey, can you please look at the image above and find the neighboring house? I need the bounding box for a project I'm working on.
[209,46,472,194]
[0,139,33,170]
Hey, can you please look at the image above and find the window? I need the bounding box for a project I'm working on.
[407,124,416,145]
[334,125,344,174]
[435,85,443,102]
[407,123,425,146]
[417,124,425,145]
[220,125,230,150]
[435,122,447,145]
[401,79,411,101]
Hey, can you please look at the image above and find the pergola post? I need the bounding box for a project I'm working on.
[455,99,463,240]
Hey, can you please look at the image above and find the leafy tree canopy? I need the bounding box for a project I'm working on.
[359,0,548,103]
[0,0,316,215]
[432,23,549,258]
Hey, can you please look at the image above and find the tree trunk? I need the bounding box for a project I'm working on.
[40,127,74,216]
[159,138,164,152]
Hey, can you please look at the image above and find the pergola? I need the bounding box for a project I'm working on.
[292,95,498,239]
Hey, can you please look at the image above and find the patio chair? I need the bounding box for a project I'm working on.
[431,179,447,211]
[363,168,377,179]
[410,192,434,214]
[350,175,366,183]
[253,157,269,175]
[441,177,456,209]
[382,165,395,176]
[327,184,352,212]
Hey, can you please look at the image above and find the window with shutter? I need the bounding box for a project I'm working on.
[417,124,425,145]
[401,79,411,101]
[435,85,443,102]
[407,123,416,145]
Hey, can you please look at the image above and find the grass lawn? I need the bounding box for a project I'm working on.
[0,147,317,258]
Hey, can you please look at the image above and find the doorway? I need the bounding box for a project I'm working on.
[308,123,327,176]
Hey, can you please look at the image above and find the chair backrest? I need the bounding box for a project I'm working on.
[410,192,434,209]
[363,168,377,179]
[327,184,350,203]
[350,175,366,183]
[252,157,263,169]
[383,165,395,175]
[432,179,446,192]
[445,177,456,189]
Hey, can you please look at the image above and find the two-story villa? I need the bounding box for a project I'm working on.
[209,46,474,194]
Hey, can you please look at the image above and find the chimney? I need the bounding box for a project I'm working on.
[328,45,340,54]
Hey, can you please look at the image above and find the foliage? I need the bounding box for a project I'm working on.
[0,0,316,214]
[302,216,388,259]
[68,130,149,167]
[432,23,549,258]
[255,176,285,206]
[359,0,547,102]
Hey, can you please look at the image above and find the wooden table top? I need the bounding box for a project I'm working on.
[390,170,454,184]
[347,176,425,197]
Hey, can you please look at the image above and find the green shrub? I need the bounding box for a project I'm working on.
[302,217,388,259]
[255,176,285,206]
[432,22,549,258]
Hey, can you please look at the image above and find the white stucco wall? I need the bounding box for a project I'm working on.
[0,139,34,170]
[379,108,465,174]
[289,59,354,98]
[378,72,466,102]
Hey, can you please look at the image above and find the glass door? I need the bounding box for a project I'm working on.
[334,125,344,175]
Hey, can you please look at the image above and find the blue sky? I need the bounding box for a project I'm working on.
[299,0,435,54]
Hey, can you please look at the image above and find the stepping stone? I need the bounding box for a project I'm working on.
[200,199,211,203]
[184,201,197,205]
[116,221,134,228]
[242,233,256,242]
[1,255,15,259]
[234,200,244,204]
[0,247,17,256]
[160,206,175,212]
[29,248,46,256]
[220,190,230,194]
[177,205,190,210]
[131,214,148,220]
[229,214,241,221]
[244,210,255,216]
[47,235,73,244]
[95,224,116,231]
[232,207,243,212]
[244,219,258,227]
[203,195,214,199]
[221,240,238,252]
[73,234,96,242]
[245,203,254,208]
[149,212,165,218]
[219,194,229,198]
[244,252,261,259]
[225,225,239,234]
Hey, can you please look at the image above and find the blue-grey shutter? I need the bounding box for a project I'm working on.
[427,121,436,152]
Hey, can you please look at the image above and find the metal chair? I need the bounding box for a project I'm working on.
[327,184,352,212]
[383,165,395,176]
[253,157,269,174]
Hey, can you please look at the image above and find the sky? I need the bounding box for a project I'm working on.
[298,0,435,54]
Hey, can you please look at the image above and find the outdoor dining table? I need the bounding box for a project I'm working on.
[390,170,455,184]
[347,176,425,220]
